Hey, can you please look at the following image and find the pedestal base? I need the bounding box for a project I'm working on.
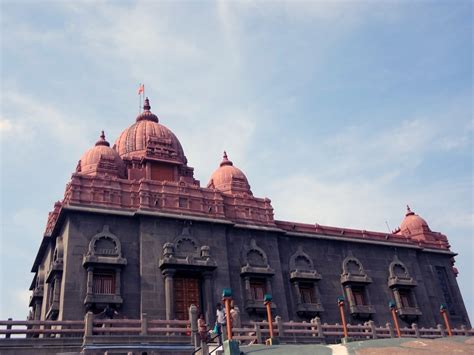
[341,336,352,344]
[223,339,241,355]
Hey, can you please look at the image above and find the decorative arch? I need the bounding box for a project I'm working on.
[241,239,269,268]
[87,225,122,257]
[289,246,315,272]
[173,226,200,258]
[388,255,417,287]
[341,252,371,284]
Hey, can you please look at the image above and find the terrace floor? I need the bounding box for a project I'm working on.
[239,336,474,355]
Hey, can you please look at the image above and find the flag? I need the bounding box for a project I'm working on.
[137,84,144,95]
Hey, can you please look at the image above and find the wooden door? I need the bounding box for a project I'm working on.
[174,277,201,320]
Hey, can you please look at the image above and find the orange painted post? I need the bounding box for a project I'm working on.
[440,305,452,336]
[263,294,278,345]
[222,288,233,340]
[265,301,274,339]
[338,297,348,338]
[389,301,401,338]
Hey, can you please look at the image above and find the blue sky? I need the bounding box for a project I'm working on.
[1,1,472,321]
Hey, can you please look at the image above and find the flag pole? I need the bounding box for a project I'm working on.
[138,83,141,113]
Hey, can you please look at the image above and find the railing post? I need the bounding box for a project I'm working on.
[412,323,420,338]
[386,322,395,338]
[5,318,12,339]
[368,320,377,339]
[189,304,199,348]
[255,323,262,344]
[141,312,148,336]
[85,311,94,337]
[275,316,283,338]
[315,317,324,339]
[437,324,446,337]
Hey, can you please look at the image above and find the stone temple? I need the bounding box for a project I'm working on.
[29,97,470,329]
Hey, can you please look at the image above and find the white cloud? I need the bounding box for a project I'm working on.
[1,92,89,148]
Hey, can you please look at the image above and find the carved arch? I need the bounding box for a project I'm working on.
[388,255,416,287]
[173,225,200,257]
[88,225,122,257]
[242,239,269,268]
[341,252,372,284]
[289,246,315,272]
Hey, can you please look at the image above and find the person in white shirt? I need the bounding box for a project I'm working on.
[216,302,226,344]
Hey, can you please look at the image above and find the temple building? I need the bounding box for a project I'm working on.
[29,97,470,329]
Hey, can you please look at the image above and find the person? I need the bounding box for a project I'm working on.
[198,313,209,343]
[215,302,226,344]
[102,304,119,319]
[230,302,240,329]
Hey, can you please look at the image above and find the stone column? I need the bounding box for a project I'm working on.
[163,269,176,320]
[293,282,301,303]
[244,277,251,301]
[115,269,121,295]
[202,272,214,323]
[86,267,94,295]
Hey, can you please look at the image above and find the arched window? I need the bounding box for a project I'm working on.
[289,246,323,318]
[388,256,421,319]
[340,252,375,318]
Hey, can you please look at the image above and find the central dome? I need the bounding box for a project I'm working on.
[114,98,186,163]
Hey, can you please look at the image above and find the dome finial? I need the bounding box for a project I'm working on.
[220,150,233,167]
[406,204,414,216]
[143,97,151,111]
[95,130,110,147]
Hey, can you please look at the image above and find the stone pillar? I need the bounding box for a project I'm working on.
[293,282,301,303]
[244,277,251,301]
[163,269,175,320]
[202,272,214,323]
[86,267,94,295]
[115,269,121,295]
[53,277,61,304]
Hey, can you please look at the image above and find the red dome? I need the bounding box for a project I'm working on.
[79,131,125,177]
[207,152,252,195]
[398,206,431,236]
[114,98,186,163]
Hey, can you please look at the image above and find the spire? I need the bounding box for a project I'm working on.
[220,150,233,167]
[406,204,414,216]
[95,130,110,147]
[143,97,151,111]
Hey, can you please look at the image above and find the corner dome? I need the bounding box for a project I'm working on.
[79,131,125,177]
[114,98,186,164]
[398,205,431,236]
[207,152,252,195]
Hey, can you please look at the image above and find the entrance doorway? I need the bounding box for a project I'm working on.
[174,277,201,320]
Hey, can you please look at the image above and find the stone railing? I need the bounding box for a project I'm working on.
[1,311,472,354]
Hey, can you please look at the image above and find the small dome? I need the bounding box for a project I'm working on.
[79,131,125,177]
[114,97,186,163]
[398,205,431,236]
[207,152,252,195]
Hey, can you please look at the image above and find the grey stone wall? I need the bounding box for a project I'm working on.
[43,210,469,328]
